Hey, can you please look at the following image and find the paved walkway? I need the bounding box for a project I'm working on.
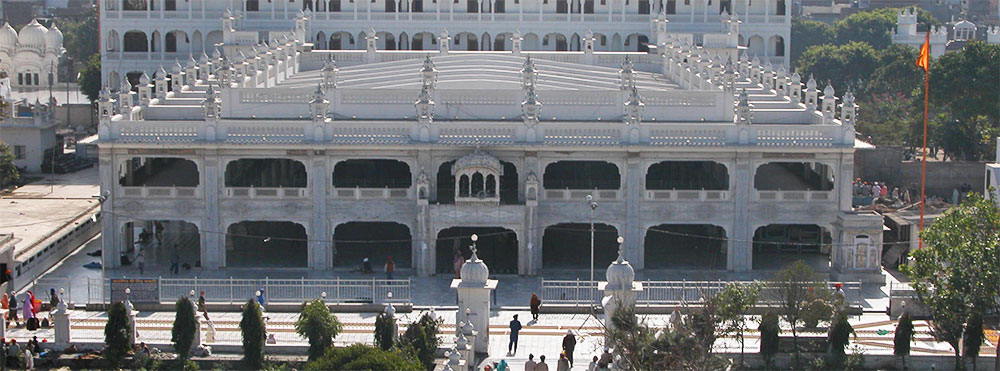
[3,309,984,370]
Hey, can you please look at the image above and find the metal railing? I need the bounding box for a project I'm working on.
[87,277,411,305]
[541,279,864,308]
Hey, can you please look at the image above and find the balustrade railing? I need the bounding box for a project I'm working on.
[543,189,620,201]
[88,277,411,305]
[225,186,308,199]
[755,190,833,202]
[331,187,412,200]
[120,186,199,199]
[644,189,728,201]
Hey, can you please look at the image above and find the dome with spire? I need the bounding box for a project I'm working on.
[605,248,634,290]
[459,250,489,284]
[0,23,17,50]
[17,19,49,49]
[45,23,63,51]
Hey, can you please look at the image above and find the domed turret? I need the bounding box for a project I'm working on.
[605,239,634,291]
[459,236,489,285]
[45,22,63,51]
[17,19,48,49]
[0,23,17,51]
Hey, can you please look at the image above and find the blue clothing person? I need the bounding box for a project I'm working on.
[256,289,266,308]
[508,315,523,354]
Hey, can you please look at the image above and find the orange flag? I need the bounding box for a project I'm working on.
[915,31,930,72]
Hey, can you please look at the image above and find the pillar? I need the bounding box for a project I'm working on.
[202,154,222,268]
[730,153,752,271]
[311,157,329,268]
[100,150,120,268]
[625,154,642,269]
[451,251,497,354]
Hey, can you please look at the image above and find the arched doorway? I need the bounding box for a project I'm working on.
[437,227,518,274]
[542,223,619,271]
[644,225,727,269]
[225,221,308,267]
[333,222,411,269]
[121,220,200,274]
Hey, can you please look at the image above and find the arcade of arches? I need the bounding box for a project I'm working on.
[645,161,728,190]
[226,221,308,267]
[543,161,620,190]
[332,159,412,188]
[224,159,308,188]
[436,227,518,275]
[754,162,834,191]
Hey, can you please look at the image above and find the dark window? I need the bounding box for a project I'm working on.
[556,0,567,13]
[247,0,260,11]
[639,0,648,14]
[123,0,149,11]
[467,0,477,12]
[165,0,176,10]
[413,0,423,11]
[776,0,786,15]
[165,33,177,52]
[123,32,149,52]
[385,0,395,11]
[666,0,675,13]
[17,73,22,85]
[720,0,731,13]
[331,0,341,11]
[495,0,504,12]
[584,0,593,13]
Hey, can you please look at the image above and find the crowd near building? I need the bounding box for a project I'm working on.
[95,1,884,282]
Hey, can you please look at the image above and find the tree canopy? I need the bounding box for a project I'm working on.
[0,143,19,188]
[304,344,423,371]
[833,7,939,50]
[295,299,344,361]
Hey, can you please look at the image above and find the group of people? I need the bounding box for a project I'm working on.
[4,336,44,369]
[359,256,397,279]
[2,289,59,330]
[503,308,614,371]
[853,179,909,203]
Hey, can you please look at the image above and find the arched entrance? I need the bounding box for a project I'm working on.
[226,221,308,267]
[333,222,411,269]
[542,223,619,270]
[436,227,518,274]
[121,220,200,274]
[644,225,726,269]
[752,224,831,271]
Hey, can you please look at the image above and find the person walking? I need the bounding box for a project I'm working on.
[22,293,35,330]
[556,352,570,371]
[588,355,599,371]
[524,354,537,371]
[170,245,180,275]
[535,355,549,371]
[562,330,577,366]
[453,250,465,279]
[48,288,58,310]
[198,290,210,321]
[530,293,541,321]
[384,256,396,280]
[8,292,18,326]
[508,314,522,355]
[136,251,145,275]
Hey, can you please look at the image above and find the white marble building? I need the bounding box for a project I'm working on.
[99,0,790,85]
[96,17,883,281]
[892,7,1000,57]
[0,19,65,88]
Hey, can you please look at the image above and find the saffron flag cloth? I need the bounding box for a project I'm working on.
[915,31,930,72]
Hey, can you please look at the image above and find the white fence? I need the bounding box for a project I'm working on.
[541,280,863,308]
[87,277,411,305]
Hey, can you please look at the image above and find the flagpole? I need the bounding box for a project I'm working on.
[918,30,929,250]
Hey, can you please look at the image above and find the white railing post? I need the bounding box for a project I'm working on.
[230,277,234,304]
[301,277,306,301]
[158,276,163,303]
[372,277,376,303]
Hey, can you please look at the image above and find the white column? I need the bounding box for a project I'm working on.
[311,157,329,269]
[730,154,752,271]
[203,155,222,268]
[53,300,70,345]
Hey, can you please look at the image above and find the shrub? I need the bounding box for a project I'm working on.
[758,312,780,368]
[800,297,834,328]
[399,313,443,371]
[373,311,396,351]
[894,310,914,368]
[304,344,423,371]
[240,299,267,369]
[171,297,198,360]
[828,312,855,365]
[295,299,344,361]
[104,301,133,368]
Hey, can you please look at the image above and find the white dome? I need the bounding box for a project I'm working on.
[17,19,48,48]
[605,251,634,290]
[459,251,489,284]
[45,23,63,50]
[0,23,17,49]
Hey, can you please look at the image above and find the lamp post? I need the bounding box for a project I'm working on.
[587,194,597,292]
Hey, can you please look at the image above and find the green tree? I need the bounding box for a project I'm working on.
[828,312,855,366]
[295,299,344,361]
[240,299,267,369]
[833,7,939,50]
[398,313,443,371]
[797,41,879,94]
[710,282,760,366]
[758,311,780,368]
[60,7,98,63]
[770,260,827,368]
[791,18,836,65]
[0,142,19,189]
[373,311,396,351]
[78,54,102,103]
[103,301,133,368]
[304,344,423,371]
[605,302,727,370]
[929,41,1000,159]
[894,311,914,369]
[171,297,198,360]
[902,192,1000,370]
